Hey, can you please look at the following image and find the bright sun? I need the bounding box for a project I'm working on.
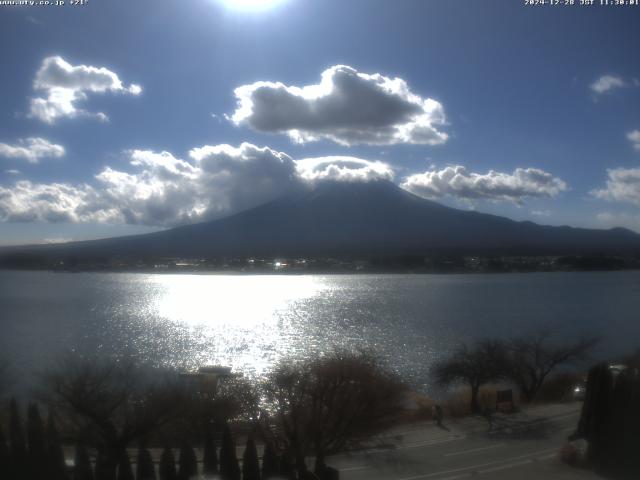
[218,0,288,12]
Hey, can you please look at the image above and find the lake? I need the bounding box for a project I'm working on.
[1,270,639,395]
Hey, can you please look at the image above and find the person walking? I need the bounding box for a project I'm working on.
[433,404,444,427]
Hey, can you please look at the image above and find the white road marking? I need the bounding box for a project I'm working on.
[478,452,556,474]
[398,436,464,450]
[387,409,579,444]
[337,409,578,478]
[339,465,369,472]
[443,443,506,457]
[395,448,558,480]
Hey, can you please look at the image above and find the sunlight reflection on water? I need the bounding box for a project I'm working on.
[2,270,640,394]
[155,274,324,327]
[149,274,329,376]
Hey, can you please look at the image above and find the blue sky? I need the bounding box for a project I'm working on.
[1,0,640,245]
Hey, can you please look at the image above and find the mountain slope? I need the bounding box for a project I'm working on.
[3,180,640,259]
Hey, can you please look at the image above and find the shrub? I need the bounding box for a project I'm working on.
[117,451,134,480]
[9,398,27,478]
[137,445,156,480]
[219,424,240,480]
[260,443,279,480]
[74,444,95,480]
[242,435,260,480]
[202,427,218,475]
[159,447,177,480]
[178,443,197,480]
[27,403,47,478]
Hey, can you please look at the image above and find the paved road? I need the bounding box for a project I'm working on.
[328,402,601,480]
[97,402,599,479]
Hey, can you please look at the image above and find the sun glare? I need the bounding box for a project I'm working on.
[154,274,321,327]
[150,274,325,375]
[217,0,288,12]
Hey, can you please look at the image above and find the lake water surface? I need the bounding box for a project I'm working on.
[1,270,639,393]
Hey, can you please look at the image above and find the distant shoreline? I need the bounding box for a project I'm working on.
[2,265,640,276]
[2,250,640,275]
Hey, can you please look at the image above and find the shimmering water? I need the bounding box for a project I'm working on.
[1,270,639,393]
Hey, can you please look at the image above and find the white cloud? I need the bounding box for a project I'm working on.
[128,84,143,95]
[592,167,640,206]
[401,165,568,204]
[42,237,72,244]
[231,65,448,146]
[531,209,551,217]
[29,56,142,123]
[5,170,20,176]
[590,75,625,94]
[90,143,301,225]
[92,152,201,226]
[0,137,65,163]
[627,130,640,151]
[296,156,394,183]
[188,143,300,218]
[0,181,99,223]
[0,143,393,227]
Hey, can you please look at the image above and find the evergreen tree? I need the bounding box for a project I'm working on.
[136,445,156,480]
[315,463,339,480]
[0,425,10,480]
[278,454,295,480]
[219,424,240,480]
[159,448,177,480]
[9,398,27,479]
[94,450,111,480]
[74,444,94,480]
[178,443,197,480]
[202,428,218,475]
[27,403,47,479]
[610,370,634,474]
[47,411,69,480]
[116,451,134,480]
[260,443,279,480]
[242,435,260,480]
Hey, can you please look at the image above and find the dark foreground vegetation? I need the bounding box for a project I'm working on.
[1,336,638,479]
[567,350,640,479]
[0,352,406,480]
[432,331,599,413]
[432,338,640,479]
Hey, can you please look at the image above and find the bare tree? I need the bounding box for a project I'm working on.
[40,357,188,480]
[507,331,599,402]
[262,351,407,477]
[433,340,509,414]
[174,374,260,446]
[208,376,260,424]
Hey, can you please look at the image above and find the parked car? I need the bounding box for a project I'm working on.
[572,365,627,401]
[608,363,627,376]
[572,381,586,401]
